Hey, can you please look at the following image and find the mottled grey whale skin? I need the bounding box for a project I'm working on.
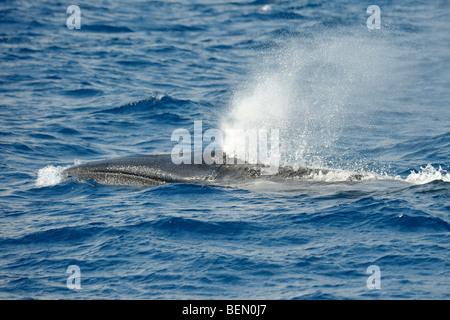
[64,154,223,187]
[63,153,363,187]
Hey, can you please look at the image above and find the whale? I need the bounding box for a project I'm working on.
[62,153,366,187]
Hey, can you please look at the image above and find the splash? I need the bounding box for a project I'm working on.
[35,165,68,187]
[221,28,406,170]
[302,164,450,185]
[35,160,83,187]
[404,164,450,185]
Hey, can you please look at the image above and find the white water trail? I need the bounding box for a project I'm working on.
[35,160,83,187]
[35,165,69,187]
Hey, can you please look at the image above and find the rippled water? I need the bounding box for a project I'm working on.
[1,0,449,299]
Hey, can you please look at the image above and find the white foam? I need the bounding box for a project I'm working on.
[285,164,450,184]
[35,165,69,187]
[403,164,450,185]
[259,5,272,12]
[305,169,381,183]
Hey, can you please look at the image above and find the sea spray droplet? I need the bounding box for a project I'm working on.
[35,165,68,187]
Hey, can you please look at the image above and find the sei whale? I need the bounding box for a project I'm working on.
[63,153,366,187]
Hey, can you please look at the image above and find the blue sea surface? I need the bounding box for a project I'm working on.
[1,0,449,299]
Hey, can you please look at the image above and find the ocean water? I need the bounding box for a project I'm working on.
[1,0,449,300]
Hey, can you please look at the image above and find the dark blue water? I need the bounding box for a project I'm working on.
[1,0,449,299]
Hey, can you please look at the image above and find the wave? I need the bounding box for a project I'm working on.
[148,216,250,237]
[94,95,192,114]
[82,24,133,33]
[393,214,450,232]
[0,224,107,245]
